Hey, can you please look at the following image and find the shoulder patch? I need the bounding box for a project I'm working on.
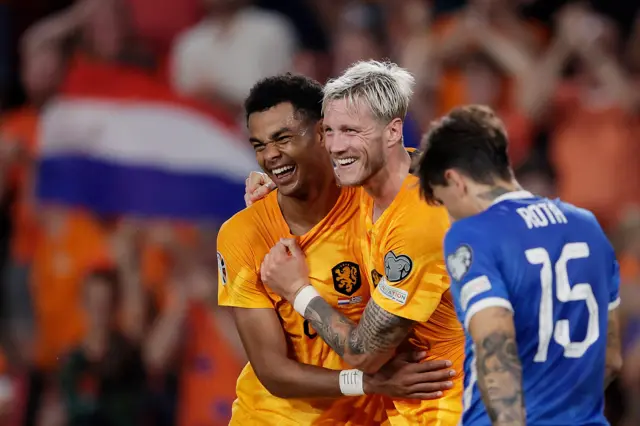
[331,261,362,296]
[384,251,413,282]
[217,252,227,285]
[446,244,473,281]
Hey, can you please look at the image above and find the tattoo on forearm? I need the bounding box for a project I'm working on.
[304,297,413,358]
[476,331,525,426]
[303,297,355,357]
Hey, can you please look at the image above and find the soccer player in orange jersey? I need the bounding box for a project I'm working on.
[218,74,456,425]
[260,62,466,426]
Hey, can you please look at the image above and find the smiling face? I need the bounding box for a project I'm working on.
[248,102,326,197]
[323,97,389,187]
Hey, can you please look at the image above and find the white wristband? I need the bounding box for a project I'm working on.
[293,285,320,316]
[339,369,365,396]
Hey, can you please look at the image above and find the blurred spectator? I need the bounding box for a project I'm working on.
[21,0,155,105]
[0,107,38,367]
[171,0,298,116]
[126,0,202,56]
[515,159,556,199]
[143,225,244,426]
[397,0,543,166]
[0,353,15,423]
[519,3,640,230]
[59,266,146,426]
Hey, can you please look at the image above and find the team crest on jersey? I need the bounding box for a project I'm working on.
[447,244,473,281]
[217,252,227,285]
[384,251,413,282]
[331,262,362,296]
[371,269,383,288]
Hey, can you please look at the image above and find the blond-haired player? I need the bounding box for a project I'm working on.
[259,62,465,425]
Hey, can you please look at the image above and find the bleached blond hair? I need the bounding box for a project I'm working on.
[322,60,416,123]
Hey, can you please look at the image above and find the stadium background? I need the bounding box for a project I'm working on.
[0,0,638,425]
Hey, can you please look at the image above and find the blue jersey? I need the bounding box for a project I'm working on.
[444,191,620,426]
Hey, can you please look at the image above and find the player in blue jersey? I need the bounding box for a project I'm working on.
[415,105,623,426]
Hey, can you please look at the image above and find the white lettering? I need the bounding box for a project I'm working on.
[516,202,568,229]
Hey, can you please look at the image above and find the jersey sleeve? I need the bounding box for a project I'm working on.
[371,206,450,322]
[444,222,513,330]
[216,220,273,309]
[606,241,621,311]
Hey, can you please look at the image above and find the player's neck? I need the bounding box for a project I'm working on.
[278,174,342,235]
[363,145,411,221]
[470,180,522,213]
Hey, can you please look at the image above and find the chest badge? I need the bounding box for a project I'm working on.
[331,261,362,296]
[371,269,383,288]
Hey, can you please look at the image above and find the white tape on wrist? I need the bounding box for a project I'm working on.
[339,369,365,396]
[293,285,320,316]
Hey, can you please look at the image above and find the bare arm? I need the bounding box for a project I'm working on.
[235,305,457,399]
[143,296,187,373]
[517,36,571,121]
[212,306,248,363]
[233,307,346,398]
[21,3,86,55]
[469,307,525,426]
[475,26,534,78]
[575,44,637,113]
[303,296,413,374]
[117,255,147,342]
[605,307,623,388]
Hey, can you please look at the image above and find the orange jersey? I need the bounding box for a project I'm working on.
[360,175,465,425]
[217,187,388,425]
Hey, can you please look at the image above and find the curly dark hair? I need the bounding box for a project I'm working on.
[244,73,324,123]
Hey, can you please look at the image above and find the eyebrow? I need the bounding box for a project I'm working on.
[269,126,293,140]
[249,126,295,145]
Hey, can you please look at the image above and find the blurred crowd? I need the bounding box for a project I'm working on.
[0,0,639,425]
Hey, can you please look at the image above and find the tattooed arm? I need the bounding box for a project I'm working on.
[605,307,622,388]
[469,307,525,426]
[304,295,414,373]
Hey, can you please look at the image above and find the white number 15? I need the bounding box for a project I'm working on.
[525,242,599,362]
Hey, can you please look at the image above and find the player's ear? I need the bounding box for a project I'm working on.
[444,169,465,192]
[316,119,325,147]
[385,118,403,148]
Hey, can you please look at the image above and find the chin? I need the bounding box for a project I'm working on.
[334,169,369,187]
[276,180,303,197]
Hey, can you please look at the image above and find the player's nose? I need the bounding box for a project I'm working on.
[326,132,349,155]
[263,142,282,162]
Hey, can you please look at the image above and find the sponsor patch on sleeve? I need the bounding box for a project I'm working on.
[377,278,408,305]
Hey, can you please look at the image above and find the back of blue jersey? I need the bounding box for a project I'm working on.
[444,191,620,426]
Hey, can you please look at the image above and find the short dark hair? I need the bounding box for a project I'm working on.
[244,73,324,123]
[417,105,512,204]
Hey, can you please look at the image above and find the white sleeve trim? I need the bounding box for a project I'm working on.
[464,297,514,330]
[608,297,621,311]
[460,275,493,311]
